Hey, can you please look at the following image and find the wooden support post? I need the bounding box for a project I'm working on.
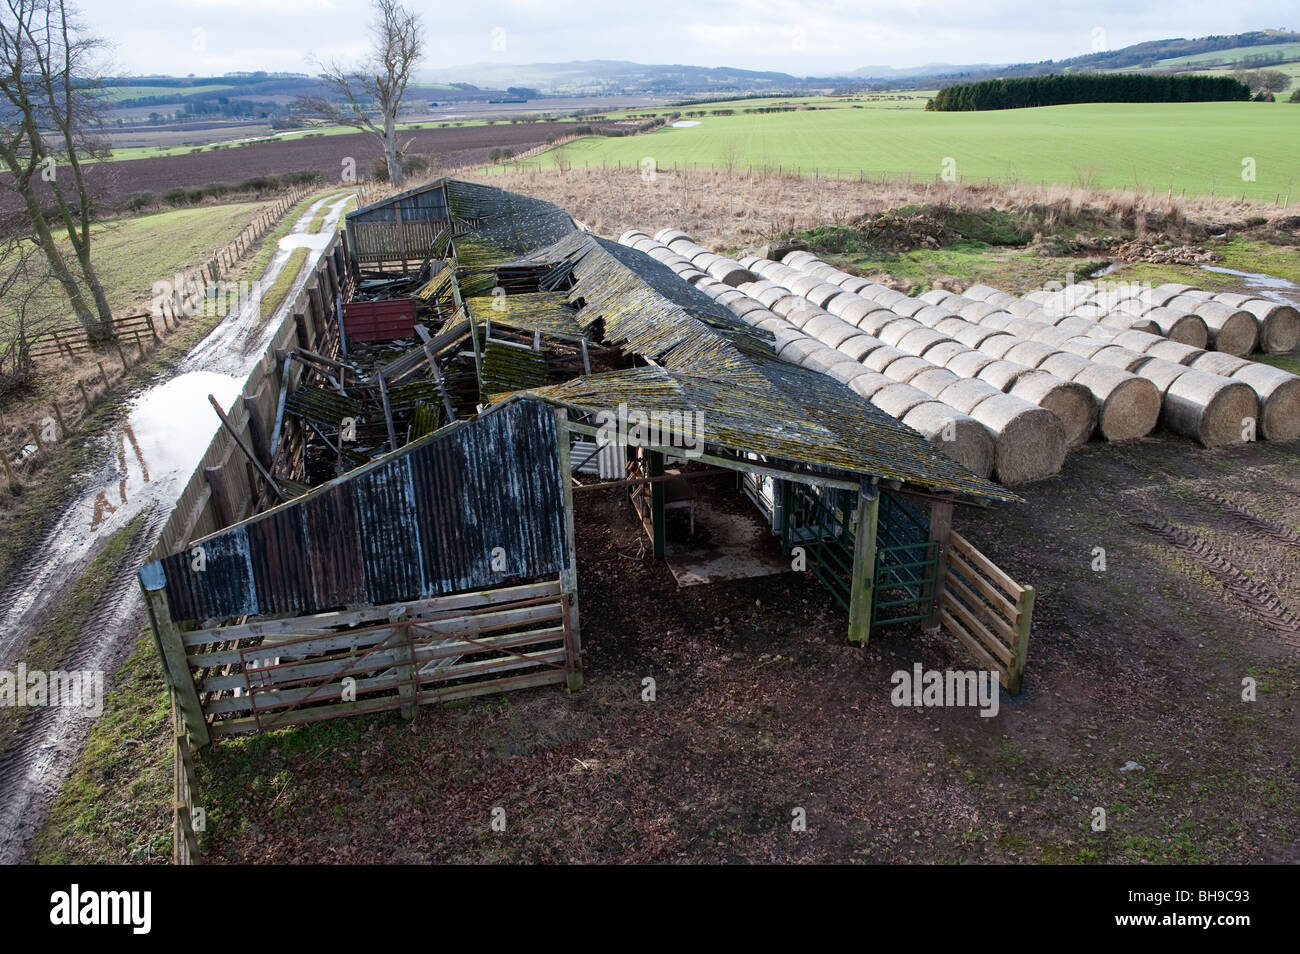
[269,353,293,461]
[1,450,19,491]
[98,361,110,388]
[50,402,66,438]
[377,372,399,451]
[115,339,129,370]
[28,421,43,452]
[204,465,235,528]
[847,481,880,646]
[649,449,666,560]
[1008,586,1035,696]
[391,610,417,719]
[554,410,583,692]
[922,499,953,631]
[206,394,287,501]
[78,379,92,410]
[141,568,210,747]
[243,393,271,467]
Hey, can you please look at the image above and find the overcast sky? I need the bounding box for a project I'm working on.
[82,0,1296,78]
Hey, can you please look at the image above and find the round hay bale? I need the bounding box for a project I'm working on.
[1009,373,1097,449]
[977,360,1036,391]
[1141,307,1209,347]
[1230,362,1300,441]
[883,356,936,383]
[786,305,828,330]
[1160,370,1259,448]
[913,305,954,328]
[826,295,871,322]
[726,297,772,319]
[934,316,973,338]
[977,334,1022,360]
[952,324,1002,348]
[755,285,793,309]
[1180,300,1259,356]
[977,311,1019,332]
[902,403,996,478]
[1111,329,1163,353]
[1054,316,1098,335]
[878,320,925,347]
[1189,351,1252,377]
[1071,365,1161,441]
[838,335,881,362]
[1179,289,1216,302]
[714,289,747,308]
[619,229,650,245]
[919,289,953,306]
[859,310,901,337]
[1004,317,1047,339]
[783,250,820,269]
[1005,299,1043,318]
[963,284,1001,301]
[771,295,811,319]
[787,274,824,298]
[986,292,1019,308]
[871,383,934,418]
[1040,352,1091,380]
[826,359,871,386]
[707,261,758,286]
[941,295,978,312]
[1134,356,1193,395]
[1241,300,1300,354]
[1003,340,1058,368]
[909,367,960,397]
[873,289,909,309]
[896,327,952,357]
[805,314,861,348]
[690,250,722,270]
[666,237,699,256]
[939,376,1004,414]
[737,255,765,270]
[1059,336,1110,359]
[849,371,896,400]
[945,349,997,378]
[1142,338,1204,365]
[771,327,809,351]
[968,395,1067,485]
[805,282,848,308]
[1028,325,1073,348]
[924,340,969,367]
[1089,346,1149,373]
[655,228,692,245]
[957,301,1001,321]
[776,336,819,364]
[683,272,711,285]
[891,298,928,319]
[753,316,789,335]
[863,346,909,372]
[798,345,849,376]
[839,276,876,294]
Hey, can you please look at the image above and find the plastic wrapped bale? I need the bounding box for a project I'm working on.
[891,298,929,319]
[901,403,995,479]
[1141,338,1205,365]
[895,327,953,358]
[1158,369,1260,447]
[977,335,1023,360]
[706,259,757,287]
[1230,362,1300,441]
[1008,371,1098,449]
[1117,302,1209,347]
[654,228,692,244]
[976,360,1035,391]
[803,314,861,349]
[913,305,955,329]
[838,334,881,362]
[1089,346,1149,373]
[878,319,925,348]
[826,359,872,386]
[1069,364,1161,440]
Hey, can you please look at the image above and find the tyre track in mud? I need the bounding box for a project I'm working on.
[1197,491,1300,554]
[1138,519,1300,643]
[0,191,354,862]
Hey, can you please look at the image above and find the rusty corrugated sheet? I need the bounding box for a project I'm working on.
[342,298,419,342]
[148,399,566,622]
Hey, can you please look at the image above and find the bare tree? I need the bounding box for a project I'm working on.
[299,0,424,187]
[0,0,114,339]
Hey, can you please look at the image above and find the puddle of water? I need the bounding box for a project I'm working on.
[1198,264,1299,290]
[120,371,242,497]
[671,120,701,128]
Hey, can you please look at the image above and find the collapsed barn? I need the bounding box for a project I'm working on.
[139,178,1039,747]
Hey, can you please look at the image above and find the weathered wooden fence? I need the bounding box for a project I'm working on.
[1,184,320,495]
[938,531,1035,695]
[171,689,200,865]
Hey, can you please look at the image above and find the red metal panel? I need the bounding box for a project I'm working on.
[343,298,418,342]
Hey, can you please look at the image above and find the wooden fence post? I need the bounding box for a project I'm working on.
[141,565,210,747]
[1008,586,1035,696]
[554,409,583,691]
[922,499,953,631]
[847,481,880,645]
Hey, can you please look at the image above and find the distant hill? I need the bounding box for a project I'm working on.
[419,60,812,95]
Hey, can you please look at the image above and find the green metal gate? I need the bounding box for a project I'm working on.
[780,483,939,629]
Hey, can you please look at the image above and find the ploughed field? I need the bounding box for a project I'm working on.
[0,121,609,214]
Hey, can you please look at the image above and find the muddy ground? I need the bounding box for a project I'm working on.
[196,433,1300,864]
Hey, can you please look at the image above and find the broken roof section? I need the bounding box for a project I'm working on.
[346,177,1017,503]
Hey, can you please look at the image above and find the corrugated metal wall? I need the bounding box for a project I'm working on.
[150,399,568,622]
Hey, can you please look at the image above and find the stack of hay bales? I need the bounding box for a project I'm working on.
[774,251,1280,448]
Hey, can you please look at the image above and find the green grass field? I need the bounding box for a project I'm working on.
[98,83,236,102]
[1144,41,1300,69]
[0,200,276,334]
[501,100,1299,200]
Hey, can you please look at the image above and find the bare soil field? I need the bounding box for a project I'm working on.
[193,436,1300,864]
[0,122,619,215]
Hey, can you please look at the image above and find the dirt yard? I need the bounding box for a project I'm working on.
[195,434,1300,864]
